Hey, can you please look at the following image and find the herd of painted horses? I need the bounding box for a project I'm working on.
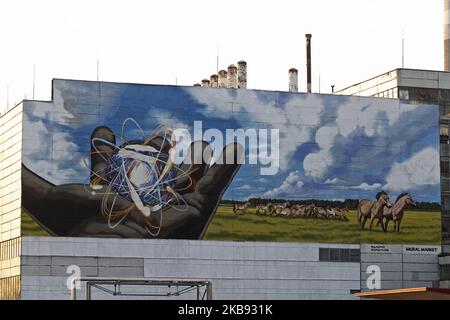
[232,192,416,233]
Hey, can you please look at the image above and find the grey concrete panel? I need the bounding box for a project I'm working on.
[21,265,51,277]
[361,253,402,263]
[403,263,439,273]
[51,266,98,277]
[403,272,439,282]
[361,271,402,281]
[403,255,439,264]
[361,280,404,291]
[51,256,98,267]
[19,237,442,300]
[98,257,144,268]
[98,266,144,278]
[361,262,403,273]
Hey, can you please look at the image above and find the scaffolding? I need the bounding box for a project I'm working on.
[70,277,213,300]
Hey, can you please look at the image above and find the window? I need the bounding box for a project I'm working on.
[399,89,410,100]
[0,237,21,260]
[441,125,449,137]
[441,161,450,178]
[441,265,450,281]
[442,179,450,193]
[319,248,360,263]
[443,195,450,210]
[0,276,20,300]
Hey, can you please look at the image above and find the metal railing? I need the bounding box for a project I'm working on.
[70,277,213,300]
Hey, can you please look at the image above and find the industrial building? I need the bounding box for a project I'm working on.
[336,68,450,242]
[336,68,450,292]
[0,76,443,300]
[2,0,450,302]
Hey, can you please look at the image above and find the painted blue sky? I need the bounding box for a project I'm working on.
[23,79,441,203]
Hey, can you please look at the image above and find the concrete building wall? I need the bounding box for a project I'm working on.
[19,237,442,300]
[360,245,440,292]
[20,237,361,300]
[336,68,450,247]
[0,103,23,243]
[336,70,398,98]
[0,103,23,299]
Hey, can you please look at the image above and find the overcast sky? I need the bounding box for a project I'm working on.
[0,0,443,113]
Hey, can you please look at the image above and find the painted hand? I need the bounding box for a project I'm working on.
[22,126,243,239]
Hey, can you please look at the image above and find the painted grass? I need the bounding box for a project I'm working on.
[21,212,49,237]
[204,205,442,245]
[21,206,442,244]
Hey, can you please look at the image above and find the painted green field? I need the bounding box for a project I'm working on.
[22,205,442,244]
[204,205,442,245]
[21,212,49,236]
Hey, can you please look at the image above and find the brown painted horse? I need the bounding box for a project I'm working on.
[382,193,416,232]
[358,191,392,231]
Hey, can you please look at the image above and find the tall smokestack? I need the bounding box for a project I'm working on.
[218,70,228,88]
[288,68,298,93]
[237,61,247,89]
[210,74,219,88]
[306,34,312,93]
[201,79,210,87]
[445,0,450,71]
[227,64,238,88]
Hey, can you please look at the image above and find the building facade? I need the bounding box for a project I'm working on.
[337,68,450,244]
[336,68,450,289]
[0,78,443,299]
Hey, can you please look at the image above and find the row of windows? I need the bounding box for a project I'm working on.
[374,88,399,99]
[319,248,360,263]
[0,276,20,300]
[0,237,21,261]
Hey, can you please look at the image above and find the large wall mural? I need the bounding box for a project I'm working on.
[21,79,442,244]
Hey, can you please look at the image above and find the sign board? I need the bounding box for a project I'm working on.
[403,245,441,255]
[362,244,395,254]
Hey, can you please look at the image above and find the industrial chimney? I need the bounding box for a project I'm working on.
[201,79,211,87]
[445,0,450,71]
[227,64,238,88]
[306,34,312,93]
[237,61,247,89]
[288,68,298,93]
[210,74,219,88]
[218,70,228,88]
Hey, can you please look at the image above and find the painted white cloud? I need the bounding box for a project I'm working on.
[146,108,191,131]
[383,147,440,192]
[187,88,325,170]
[351,182,382,191]
[23,120,88,183]
[316,126,339,148]
[324,178,340,185]
[303,99,437,185]
[335,99,400,138]
[27,159,86,182]
[236,184,252,191]
[303,149,333,179]
[303,125,342,180]
[22,118,51,158]
[23,83,128,185]
[263,171,304,198]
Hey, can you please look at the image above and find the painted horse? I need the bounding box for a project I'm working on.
[358,191,392,231]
